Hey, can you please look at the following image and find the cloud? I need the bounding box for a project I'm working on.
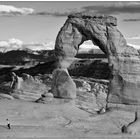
[123,18,140,22]
[0,4,78,17]
[82,1,140,15]
[34,11,71,17]
[127,35,140,40]
[0,4,34,16]
[33,5,85,17]
[0,38,23,48]
[9,38,23,46]
[42,41,55,50]
[33,1,140,17]
[0,38,23,52]
[1,2,140,17]
[0,38,55,52]
[23,41,55,51]
[33,8,84,17]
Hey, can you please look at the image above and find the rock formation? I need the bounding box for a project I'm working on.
[75,78,108,114]
[52,68,76,99]
[35,92,54,103]
[54,11,140,105]
[11,74,49,101]
[0,93,14,100]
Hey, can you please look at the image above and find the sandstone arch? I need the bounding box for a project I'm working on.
[54,12,140,104]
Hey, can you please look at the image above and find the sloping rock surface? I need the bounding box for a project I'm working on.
[11,74,49,101]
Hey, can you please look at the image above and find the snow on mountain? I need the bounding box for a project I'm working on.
[127,43,140,50]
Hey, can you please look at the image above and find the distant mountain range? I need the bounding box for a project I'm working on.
[0,44,140,80]
[0,49,55,66]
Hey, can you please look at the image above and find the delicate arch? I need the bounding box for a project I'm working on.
[54,12,140,105]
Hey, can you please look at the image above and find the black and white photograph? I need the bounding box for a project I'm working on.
[0,0,140,138]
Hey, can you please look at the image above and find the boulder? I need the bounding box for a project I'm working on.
[35,92,54,104]
[54,11,140,105]
[42,92,54,98]
[52,68,76,99]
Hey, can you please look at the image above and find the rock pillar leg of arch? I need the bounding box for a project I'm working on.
[51,58,77,99]
[107,44,140,105]
[51,21,83,99]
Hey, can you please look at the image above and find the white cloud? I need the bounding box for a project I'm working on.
[9,38,23,48]
[43,41,55,50]
[0,38,23,52]
[0,38,55,52]
[22,41,55,51]
[0,5,34,16]
[23,42,54,51]
[0,41,9,47]
[127,35,140,40]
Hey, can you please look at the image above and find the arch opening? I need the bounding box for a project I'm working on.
[68,40,110,80]
[77,40,107,58]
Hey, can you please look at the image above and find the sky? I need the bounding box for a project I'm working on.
[0,1,140,51]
